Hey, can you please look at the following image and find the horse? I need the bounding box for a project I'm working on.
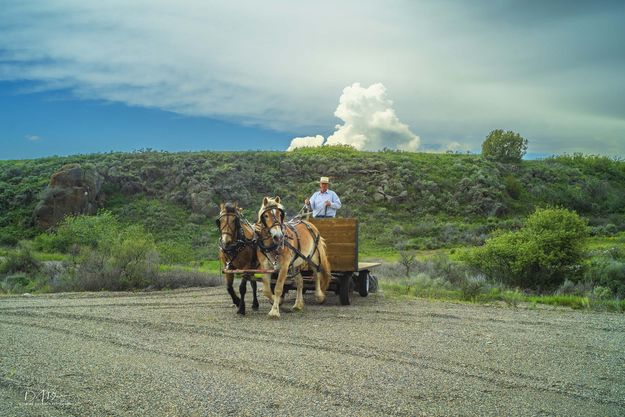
[216,202,259,315]
[256,196,331,318]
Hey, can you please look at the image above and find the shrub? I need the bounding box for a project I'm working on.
[0,241,41,275]
[0,273,30,293]
[585,258,625,297]
[460,207,588,289]
[154,267,222,290]
[39,211,121,253]
[399,251,417,277]
[503,175,523,199]
[481,129,528,163]
[40,212,162,291]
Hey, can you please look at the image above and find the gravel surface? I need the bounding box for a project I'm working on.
[1,286,624,416]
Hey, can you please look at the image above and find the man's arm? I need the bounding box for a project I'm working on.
[307,192,318,210]
[331,191,342,209]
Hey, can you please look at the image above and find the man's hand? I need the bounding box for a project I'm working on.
[324,200,331,207]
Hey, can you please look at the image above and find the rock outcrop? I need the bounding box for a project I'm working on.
[33,164,104,229]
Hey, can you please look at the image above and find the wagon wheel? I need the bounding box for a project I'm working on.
[358,270,369,297]
[338,273,354,305]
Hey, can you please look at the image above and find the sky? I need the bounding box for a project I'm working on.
[1,0,624,160]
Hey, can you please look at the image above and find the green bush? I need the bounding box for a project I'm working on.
[460,207,588,289]
[36,211,121,253]
[584,257,625,297]
[1,273,31,293]
[38,212,161,291]
[0,241,41,275]
[481,129,528,163]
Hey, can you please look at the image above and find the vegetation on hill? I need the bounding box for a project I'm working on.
[1,147,625,307]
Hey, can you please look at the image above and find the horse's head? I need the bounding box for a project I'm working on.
[258,196,285,243]
[216,202,241,246]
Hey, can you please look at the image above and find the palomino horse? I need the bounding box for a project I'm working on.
[256,196,331,318]
[216,202,259,315]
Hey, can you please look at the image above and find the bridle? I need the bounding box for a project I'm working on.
[216,210,256,267]
[257,205,286,253]
[216,212,240,242]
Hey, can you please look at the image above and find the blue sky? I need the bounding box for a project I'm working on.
[1,0,624,160]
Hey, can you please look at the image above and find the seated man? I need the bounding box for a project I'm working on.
[304,176,342,218]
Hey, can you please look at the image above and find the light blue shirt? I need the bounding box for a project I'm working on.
[308,190,341,217]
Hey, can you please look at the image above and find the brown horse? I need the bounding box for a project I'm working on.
[256,196,331,318]
[216,202,259,315]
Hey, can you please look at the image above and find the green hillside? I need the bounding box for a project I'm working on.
[2,147,625,258]
[2,147,625,306]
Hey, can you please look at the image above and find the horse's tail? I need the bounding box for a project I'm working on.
[317,236,332,292]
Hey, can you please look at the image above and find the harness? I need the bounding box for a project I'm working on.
[216,210,257,270]
[257,205,323,277]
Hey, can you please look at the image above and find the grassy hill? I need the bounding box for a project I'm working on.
[2,147,625,306]
[2,147,625,261]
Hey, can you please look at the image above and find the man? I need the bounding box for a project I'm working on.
[304,176,342,218]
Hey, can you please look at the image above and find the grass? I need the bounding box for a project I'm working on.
[585,232,625,251]
[380,280,624,312]
[34,252,68,262]
[160,260,222,274]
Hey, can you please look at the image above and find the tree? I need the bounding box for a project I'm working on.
[460,207,588,289]
[399,251,417,277]
[481,129,528,163]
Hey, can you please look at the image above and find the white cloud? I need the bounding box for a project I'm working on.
[286,135,325,151]
[288,83,420,152]
[326,83,420,151]
[25,135,41,142]
[423,141,472,154]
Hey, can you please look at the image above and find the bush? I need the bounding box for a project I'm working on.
[154,267,222,290]
[481,129,528,163]
[584,257,625,297]
[0,241,41,275]
[0,273,31,293]
[39,212,162,291]
[460,207,588,289]
[37,211,121,253]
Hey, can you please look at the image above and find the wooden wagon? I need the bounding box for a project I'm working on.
[307,218,380,305]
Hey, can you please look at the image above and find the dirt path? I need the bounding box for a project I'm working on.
[1,287,624,416]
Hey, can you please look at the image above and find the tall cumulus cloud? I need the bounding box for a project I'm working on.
[288,83,420,152]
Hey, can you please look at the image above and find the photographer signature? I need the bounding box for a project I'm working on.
[23,388,72,406]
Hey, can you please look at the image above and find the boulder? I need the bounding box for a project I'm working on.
[33,164,104,229]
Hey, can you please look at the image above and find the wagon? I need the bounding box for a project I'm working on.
[224,218,380,305]
[306,218,380,305]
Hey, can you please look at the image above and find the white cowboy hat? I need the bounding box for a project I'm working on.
[319,176,330,184]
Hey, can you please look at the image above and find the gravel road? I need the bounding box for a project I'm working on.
[1,286,624,416]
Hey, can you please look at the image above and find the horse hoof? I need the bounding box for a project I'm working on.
[268,309,280,318]
[292,304,303,312]
[252,303,259,311]
[315,294,326,304]
[237,309,246,316]
[233,297,241,307]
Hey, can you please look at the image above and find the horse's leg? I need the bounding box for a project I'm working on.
[292,273,304,311]
[269,266,288,318]
[237,276,247,315]
[225,273,240,307]
[315,245,332,304]
[261,272,274,303]
[251,279,259,310]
